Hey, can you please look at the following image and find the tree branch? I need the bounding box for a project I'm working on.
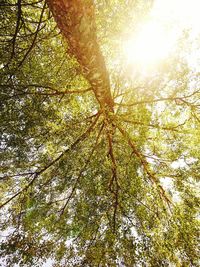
[105,118,120,232]
[120,118,187,132]
[115,89,200,107]
[17,2,47,68]
[0,113,100,209]
[59,122,104,216]
[3,86,92,99]
[10,0,22,59]
[116,123,172,208]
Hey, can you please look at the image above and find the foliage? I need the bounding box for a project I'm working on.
[0,0,199,266]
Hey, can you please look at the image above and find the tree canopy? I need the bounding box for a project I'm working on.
[0,0,199,266]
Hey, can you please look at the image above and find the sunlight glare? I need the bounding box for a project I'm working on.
[123,0,200,73]
[124,22,176,66]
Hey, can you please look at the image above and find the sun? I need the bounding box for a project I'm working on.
[123,0,200,73]
[123,21,176,67]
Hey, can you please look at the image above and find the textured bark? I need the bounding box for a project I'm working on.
[46,0,114,111]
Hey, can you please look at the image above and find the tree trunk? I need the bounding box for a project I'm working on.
[46,0,114,111]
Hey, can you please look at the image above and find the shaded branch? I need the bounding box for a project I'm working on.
[4,87,92,99]
[116,123,172,208]
[59,121,104,216]
[105,118,120,232]
[11,0,22,59]
[0,0,43,7]
[17,2,47,68]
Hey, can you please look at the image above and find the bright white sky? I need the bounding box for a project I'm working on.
[123,0,200,73]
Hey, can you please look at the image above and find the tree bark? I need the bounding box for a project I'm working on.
[46,0,114,111]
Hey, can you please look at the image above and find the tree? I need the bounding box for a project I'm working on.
[0,0,199,266]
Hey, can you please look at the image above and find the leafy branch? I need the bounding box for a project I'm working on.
[0,112,100,209]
